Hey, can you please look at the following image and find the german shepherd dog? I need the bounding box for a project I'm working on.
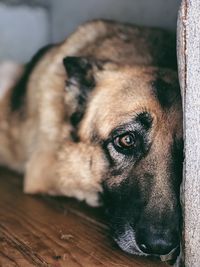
[0,20,183,265]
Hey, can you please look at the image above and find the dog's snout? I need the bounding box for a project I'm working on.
[136,225,179,256]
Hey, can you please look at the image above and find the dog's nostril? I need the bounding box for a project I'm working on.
[140,243,148,251]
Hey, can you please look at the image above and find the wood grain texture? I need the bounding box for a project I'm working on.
[0,168,167,267]
[177,1,200,266]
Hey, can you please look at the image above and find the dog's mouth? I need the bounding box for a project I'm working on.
[159,246,180,265]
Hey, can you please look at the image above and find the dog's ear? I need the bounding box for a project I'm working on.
[152,70,180,109]
[63,56,98,90]
[63,56,103,129]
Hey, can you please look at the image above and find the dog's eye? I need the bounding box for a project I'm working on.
[114,133,136,150]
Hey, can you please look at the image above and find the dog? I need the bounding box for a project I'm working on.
[0,20,183,265]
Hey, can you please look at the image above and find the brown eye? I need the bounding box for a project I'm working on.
[115,133,136,149]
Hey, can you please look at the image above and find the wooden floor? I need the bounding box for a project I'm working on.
[0,168,168,267]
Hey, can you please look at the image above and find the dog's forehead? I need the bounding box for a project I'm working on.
[79,67,181,141]
[80,69,156,138]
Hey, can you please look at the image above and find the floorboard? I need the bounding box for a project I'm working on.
[0,168,168,267]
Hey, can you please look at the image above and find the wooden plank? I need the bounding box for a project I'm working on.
[177,1,200,266]
[0,168,167,267]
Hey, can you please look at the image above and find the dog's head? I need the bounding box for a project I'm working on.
[63,56,183,261]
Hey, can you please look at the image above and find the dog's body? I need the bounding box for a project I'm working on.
[0,20,183,264]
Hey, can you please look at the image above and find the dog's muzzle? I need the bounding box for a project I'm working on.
[114,224,180,263]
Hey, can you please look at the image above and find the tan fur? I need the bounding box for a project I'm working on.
[0,20,181,208]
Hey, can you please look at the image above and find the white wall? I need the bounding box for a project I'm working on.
[0,0,181,62]
[0,4,50,62]
[51,0,181,42]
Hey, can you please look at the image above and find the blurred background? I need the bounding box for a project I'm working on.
[0,0,181,62]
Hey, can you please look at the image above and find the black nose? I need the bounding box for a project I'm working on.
[136,227,179,255]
